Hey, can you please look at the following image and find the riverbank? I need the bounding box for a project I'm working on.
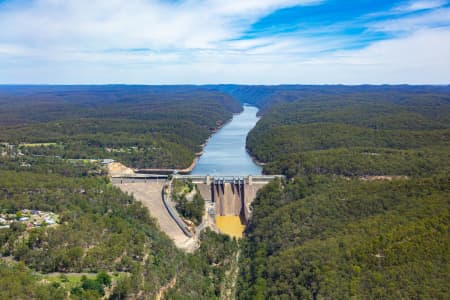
[191,105,262,176]
[135,155,199,175]
[136,110,239,175]
[111,105,262,176]
[246,147,266,166]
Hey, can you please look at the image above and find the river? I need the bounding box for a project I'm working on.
[190,104,262,176]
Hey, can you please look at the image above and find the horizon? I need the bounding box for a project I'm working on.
[1,0,450,84]
[0,83,449,87]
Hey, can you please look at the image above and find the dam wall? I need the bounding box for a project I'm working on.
[111,174,283,239]
[174,175,283,223]
[213,180,244,216]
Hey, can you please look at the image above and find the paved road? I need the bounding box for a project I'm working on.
[113,181,196,251]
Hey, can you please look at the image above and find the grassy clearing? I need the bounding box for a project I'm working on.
[43,272,124,288]
[44,273,96,287]
[20,142,59,147]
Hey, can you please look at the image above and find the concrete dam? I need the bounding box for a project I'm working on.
[111,174,283,241]
[174,175,283,225]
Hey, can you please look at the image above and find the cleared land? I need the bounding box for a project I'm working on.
[107,162,135,176]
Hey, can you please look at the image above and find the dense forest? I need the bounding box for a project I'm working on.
[213,84,450,114]
[238,86,450,299]
[245,86,450,177]
[0,86,243,299]
[239,176,449,299]
[0,85,241,169]
[1,85,449,299]
[0,152,239,299]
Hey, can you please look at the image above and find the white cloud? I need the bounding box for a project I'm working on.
[0,0,449,84]
[0,0,318,51]
[370,6,450,33]
[298,28,450,84]
[394,0,447,12]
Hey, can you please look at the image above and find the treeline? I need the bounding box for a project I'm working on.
[262,147,449,178]
[214,84,450,114]
[0,155,239,299]
[246,87,450,177]
[0,85,241,169]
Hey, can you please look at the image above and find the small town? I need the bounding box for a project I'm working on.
[0,209,59,229]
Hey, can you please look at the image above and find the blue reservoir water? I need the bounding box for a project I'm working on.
[190,105,262,176]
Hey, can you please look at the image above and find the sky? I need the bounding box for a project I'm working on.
[0,0,449,84]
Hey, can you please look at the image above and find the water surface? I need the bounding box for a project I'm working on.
[215,216,245,238]
[191,105,262,176]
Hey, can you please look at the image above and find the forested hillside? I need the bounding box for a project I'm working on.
[0,86,243,299]
[246,86,450,177]
[0,85,241,169]
[1,85,449,299]
[0,152,239,299]
[215,84,450,114]
[239,176,449,299]
[239,86,450,299]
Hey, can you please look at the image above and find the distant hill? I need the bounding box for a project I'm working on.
[0,85,241,169]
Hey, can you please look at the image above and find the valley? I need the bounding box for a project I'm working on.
[0,85,448,299]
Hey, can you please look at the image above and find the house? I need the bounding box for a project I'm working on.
[101,159,115,165]
[45,218,56,225]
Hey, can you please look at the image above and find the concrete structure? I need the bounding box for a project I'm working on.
[173,175,283,184]
[174,175,284,224]
[111,174,283,248]
[111,179,196,251]
[110,174,168,184]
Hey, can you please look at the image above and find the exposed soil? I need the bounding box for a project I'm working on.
[156,277,177,300]
[107,162,135,176]
[360,175,409,181]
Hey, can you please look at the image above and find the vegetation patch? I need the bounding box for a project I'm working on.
[0,131,240,299]
[171,179,205,226]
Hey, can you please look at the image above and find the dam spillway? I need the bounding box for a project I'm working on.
[212,178,245,221]
[174,175,284,226]
[111,174,283,238]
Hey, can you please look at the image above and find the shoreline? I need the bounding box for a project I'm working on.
[132,105,263,175]
[136,154,200,175]
[135,112,237,175]
[246,147,266,167]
